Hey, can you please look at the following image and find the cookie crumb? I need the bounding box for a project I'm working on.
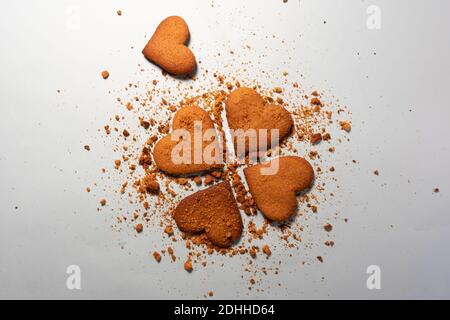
[262,245,272,256]
[311,97,322,106]
[340,121,351,132]
[374,170,379,176]
[317,256,323,263]
[164,225,174,236]
[135,223,143,233]
[153,251,161,262]
[273,87,283,93]
[141,175,160,194]
[310,133,322,145]
[101,70,110,79]
[184,259,193,272]
[323,223,333,232]
[325,240,335,247]
[140,119,150,129]
[434,188,440,193]
[84,145,91,151]
[116,10,122,16]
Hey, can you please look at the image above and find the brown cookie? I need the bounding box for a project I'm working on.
[153,106,223,175]
[225,87,293,156]
[142,16,196,76]
[173,181,243,247]
[244,156,314,221]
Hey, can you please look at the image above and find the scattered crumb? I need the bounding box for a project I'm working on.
[273,87,283,93]
[135,223,143,234]
[325,240,335,247]
[262,245,272,257]
[339,121,351,132]
[184,259,193,272]
[310,133,322,145]
[153,251,161,263]
[141,175,160,194]
[101,70,110,79]
[322,133,331,141]
[164,225,174,236]
[310,97,322,106]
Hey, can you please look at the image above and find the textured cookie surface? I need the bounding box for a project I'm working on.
[142,16,196,76]
[173,181,243,247]
[225,87,293,156]
[153,106,222,175]
[244,156,314,221]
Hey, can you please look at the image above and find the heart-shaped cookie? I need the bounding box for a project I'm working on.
[244,156,314,221]
[153,105,223,175]
[142,16,196,76]
[225,87,293,156]
[173,181,243,247]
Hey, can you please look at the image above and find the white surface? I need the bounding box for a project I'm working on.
[0,0,449,299]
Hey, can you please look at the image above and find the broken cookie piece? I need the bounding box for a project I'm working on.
[153,106,223,175]
[244,156,314,221]
[225,87,293,157]
[173,181,243,247]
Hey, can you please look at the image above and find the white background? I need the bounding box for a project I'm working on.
[0,0,449,299]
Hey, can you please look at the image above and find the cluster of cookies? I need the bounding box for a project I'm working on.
[142,16,315,248]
